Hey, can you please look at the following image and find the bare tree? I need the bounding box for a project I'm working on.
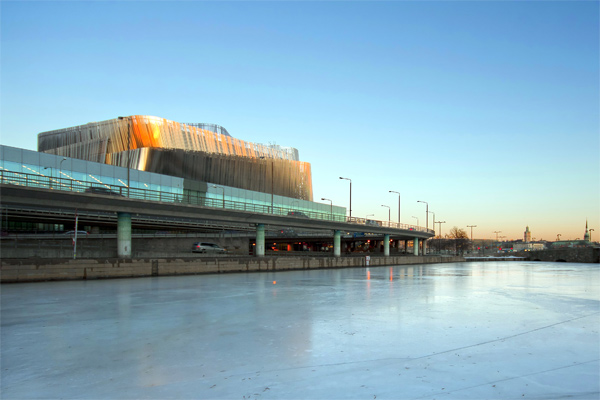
[430,228,471,255]
[448,226,468,239]
[448,226,470,255]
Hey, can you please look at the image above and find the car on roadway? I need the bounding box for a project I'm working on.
[365,219,380,226]
[84,187,124,196]
[63,230,89,237]
[287,211,309,218]
[192,242,227,254]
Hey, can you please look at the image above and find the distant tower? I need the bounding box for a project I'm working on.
[583,220,590,242]
[524,226,531,243]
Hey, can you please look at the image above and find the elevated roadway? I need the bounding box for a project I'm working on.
[0,183,434,258]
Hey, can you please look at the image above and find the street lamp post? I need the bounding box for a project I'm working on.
[321,198,333,219]
[494,231,502,252]
[412,216,419,226]
[269,161,273,213]
[467,225,477,252]
[118,116,131,197]
[429,211,435,236]
[389,190,401,225]
[417,200,428,230]
[259,156,274,213]
[436,220,446,253]
[467,225,477,243]
[212,185,225,208]
[436,221,446,238]
[59,157,67,182]
[381,205,390,224]
[339,177,352,220]
[467,225,477,241]
[43,167,53,189]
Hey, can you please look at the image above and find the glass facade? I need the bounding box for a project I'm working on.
[0,145,345,220]
[37,115,313,201]
[205,184,345,218]
[0,145,183,194]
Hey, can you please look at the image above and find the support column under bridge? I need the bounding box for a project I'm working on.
[117,212,131,259]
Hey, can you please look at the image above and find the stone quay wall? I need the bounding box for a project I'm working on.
[0,255,464,283]
[0,236,251,259]
[521,247,599,263]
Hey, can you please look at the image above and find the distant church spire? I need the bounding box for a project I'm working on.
[584,219,590,242]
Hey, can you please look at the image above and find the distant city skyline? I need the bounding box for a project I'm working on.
[1,1,598,241]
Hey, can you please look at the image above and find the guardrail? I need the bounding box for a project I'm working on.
[0,169,434,234]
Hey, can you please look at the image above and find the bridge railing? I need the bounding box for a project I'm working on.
[0,169,434,234]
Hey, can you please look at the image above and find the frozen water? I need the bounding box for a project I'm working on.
[1,261,599,399]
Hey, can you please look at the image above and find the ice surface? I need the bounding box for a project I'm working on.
[1,261,599,399]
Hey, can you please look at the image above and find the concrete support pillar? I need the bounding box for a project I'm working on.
[333,230,341,257]
[256,224,265,257]
[384,234,390,256]
[117,212,132,259]
[404,240,408,254]
[413,237,419,256]
[423,239,427,255]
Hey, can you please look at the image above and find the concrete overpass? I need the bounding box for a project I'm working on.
[0,184,434,258]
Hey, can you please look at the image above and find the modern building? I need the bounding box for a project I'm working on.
[3,114,344,233]
[37,115,313,201]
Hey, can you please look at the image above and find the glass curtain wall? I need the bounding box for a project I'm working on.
[205,184,345,220]
[0,145,183,195]
[1,145,346,220]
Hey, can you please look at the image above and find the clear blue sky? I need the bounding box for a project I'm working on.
[1,1,598,241]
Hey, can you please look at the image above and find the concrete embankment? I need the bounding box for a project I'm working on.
[0,255,464,283]
[521,247,599,263]
[465,257,527,262]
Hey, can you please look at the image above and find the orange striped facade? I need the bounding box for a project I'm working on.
[38,116,313,200]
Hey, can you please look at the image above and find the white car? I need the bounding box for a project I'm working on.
[192,242,226,254]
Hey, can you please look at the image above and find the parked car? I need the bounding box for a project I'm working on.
[84,187,123,196]
[192,242,226,254]
[287,211,309,218]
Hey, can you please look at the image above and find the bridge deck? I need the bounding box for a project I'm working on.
[1,183,434,239]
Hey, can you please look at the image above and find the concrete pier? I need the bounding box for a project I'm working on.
[255,223,265,257]
[117,212,132,258]
[333,230,341,257]
[383,234,390,256]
